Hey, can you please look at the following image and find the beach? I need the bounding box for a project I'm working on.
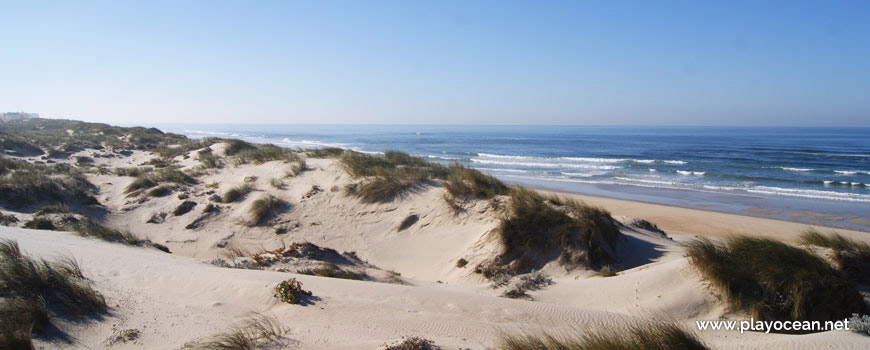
[1,125,869,349]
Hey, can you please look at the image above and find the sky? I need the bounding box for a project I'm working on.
[1,1,868,126]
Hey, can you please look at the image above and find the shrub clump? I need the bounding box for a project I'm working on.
[486,188,621,275]
[799,228,870,284]
[173,200,197,216]
[247,195,285,226]
[686,236,866,324]
[114,166,153,177]
[497,321,709,350]
[296,262,368,281]
[274,278,312,305]
[0,239,107,349]
[0,158,97,208]
[222,184,252,203]
[124,167,195,195]
[382,337,441,350]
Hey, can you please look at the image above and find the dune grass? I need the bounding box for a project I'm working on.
[383,337,441,350]
[269,178,284,189]
[114,166,154,177]
[346,176,423,204]
[153,138,219,159]
[222,183,253,203]
[0,239,107,349]
[497,321,708,350]
[72,217,144,245]
[685,236,865,324]
[247,194,285,226]
[197,148,222,168]
[444,164,508,199]
[800,228,870,284]
[296,262,368,281]
[0,158,97,207]
[286,159,307,177]
[491,188,621,275]
[196,313,284,350]
[124,167,195,195]
[233,144,298,165]
[306,147,345,158]
[223,139,258,156]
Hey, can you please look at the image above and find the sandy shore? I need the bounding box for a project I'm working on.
[539,189,870,244]
[2,142,868,349]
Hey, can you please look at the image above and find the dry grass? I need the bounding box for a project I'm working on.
[269,178,284,189]
[247,195,285,226]
[497,321,709,350]
[0,158,97,207]
[197,148,222,168]
[72,217,144,245]
[124,167,195,195]
[492,188,621,274]
[233,144,298,165]
[296,262,368,280]
[114,166,153,177]
[685,236,866,324]
[346,176,422,204]
[800,228,870,284]
[444,164,508,199]
[286,159,307,177]
[196,313,285,350]
[0,239,107,348]
[223,139,258,156]
[222,184,253,203]
[383,337,441,350]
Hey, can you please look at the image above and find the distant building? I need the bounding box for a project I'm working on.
[0,112,39,122]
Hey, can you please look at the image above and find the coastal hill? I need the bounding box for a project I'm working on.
[1,118,868,349]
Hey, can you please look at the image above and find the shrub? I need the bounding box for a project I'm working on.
[197,148,221,168]
[306,147,344,158]
[269,178,284,189]
[800,228,870,284]
[286,159,307,177]
[23,218,55,230]
[32,204,73,216]
[124,168,195,194]
[347,176,422,204]
[196,313,284,350]
[456,258,468,268]
[296,262,368,280]
[233,144,297,164]
[0,159,97,207]
[496,320,709,350]
[72,217,143,245]
[444,164,508,199]
[247,195,285,226]
[173,200,197,216]
[142,157,175,168]
[500,286,532,300]
[222,184,252,203]
[0,239,107,348]
[685,236,865,324]
[383,337,441,350]
[223,139,258,156]
[492,188,621,274]
[274,278,312,305]
[146,184,174,197]
[114,166,153,177]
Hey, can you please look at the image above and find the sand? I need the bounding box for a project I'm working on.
[2,145,868,349]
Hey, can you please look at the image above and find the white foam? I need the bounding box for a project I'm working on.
[280,138,347,149]
[677,170,705,176]
[835,170,858,175]
[470,158,621,170]
[782,167,814,172]
[663,160,687,165]
[649,169,657,172]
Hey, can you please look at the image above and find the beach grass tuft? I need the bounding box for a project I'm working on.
[799,228,870,284]
[247,194,285,226]
[685,236,865,325]
[196,313,285,350]
[496,320,709,350]
[222,184,253,203]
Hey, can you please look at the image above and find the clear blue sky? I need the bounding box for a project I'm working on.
[1,1,868,126]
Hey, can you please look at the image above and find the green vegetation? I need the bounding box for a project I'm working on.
[223,139,258,156]
[800,228,870,284]
[497,321,709,350]
[247,194,285,226]
[286,158,307,177]
[269,178,284,189]
[0,118,188,153]
[124,167,195,195]
[489,188,621,275]
[274,278,312,304]
[296,262,368,280]
[345,176,423,204]
[383,337,441,350]
[72,217,143,245]
[153,138,219,159]
[233,144,298,165]
[444,164,508,199]
[114,166,153,177]
[196,313,285,350]
[0,239,107,349]
[306,147,344,158]
[222,183,253,203]
[197,147,222,168]
[685,236,866,324]
[0,157,97,208]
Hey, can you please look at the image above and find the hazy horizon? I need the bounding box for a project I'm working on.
[2,1,868,126]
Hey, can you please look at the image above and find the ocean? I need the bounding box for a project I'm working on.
[153,124,870,231]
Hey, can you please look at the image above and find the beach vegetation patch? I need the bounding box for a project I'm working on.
[800,228,870,284]
[196,313,285,350]
[274,278,312,305]
[686,236,866,325]
[222,183,253,203]
[496,320,708,350]
[247,194,285,226]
